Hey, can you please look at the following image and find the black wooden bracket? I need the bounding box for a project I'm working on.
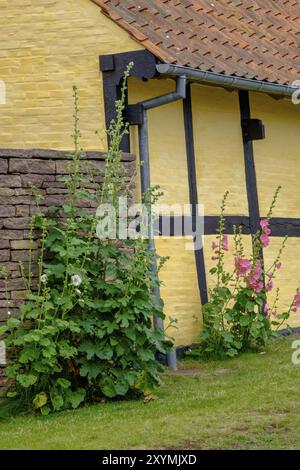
[241,118,265,142]
[99,50,158,151]
[123,103,144,125]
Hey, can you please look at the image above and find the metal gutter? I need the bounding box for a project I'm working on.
[157,64,298,97]
[137,75,187,370]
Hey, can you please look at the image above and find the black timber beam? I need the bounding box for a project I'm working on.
[182,83,208,304]
[238,90,262,234]
[99,50,158,152]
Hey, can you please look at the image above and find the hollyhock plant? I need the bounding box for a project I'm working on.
[201,186,297,360]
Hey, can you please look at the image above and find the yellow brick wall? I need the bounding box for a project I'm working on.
[129,77,190,211]
[250,92,300,327]
[0,0,142,150]
[263,238,300,328]
[191,83,248,216]
[156,238,202,346]
[250,92,300,218]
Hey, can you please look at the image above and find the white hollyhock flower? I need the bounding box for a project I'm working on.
[71,274,82,287]
[7,311,11,317]
[40,274,47,284]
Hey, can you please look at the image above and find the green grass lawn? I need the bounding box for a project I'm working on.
[0,335,299,450]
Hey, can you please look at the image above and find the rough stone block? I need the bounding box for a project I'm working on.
[10,239,39,250]
[16,205,30,217]
[0,250,10,262]
[0,278,25,291]
[0,240,9,249]
[0,175,21,187]
[9,158,56,174]
[21,174,55,188]
[0,230,24,240]
[10,290,27,300]
[0,159,8,174]
[11,250,39,262]
[4,217,32,229]
[0,188,14,196]
[0,206,15,218]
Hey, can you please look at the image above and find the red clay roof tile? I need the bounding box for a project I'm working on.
[92,0,300,85]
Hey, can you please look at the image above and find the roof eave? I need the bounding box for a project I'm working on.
[157,63,298,98]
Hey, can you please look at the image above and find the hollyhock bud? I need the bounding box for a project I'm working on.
[293,292,300,310]
[221,235,228,251]
[260,219,270,231]
[275,261,282,269]
[260,233,270,248]
[248,260,262,284]
[267,280,273,292]
[263,303,269,316]
[211,241,218,251]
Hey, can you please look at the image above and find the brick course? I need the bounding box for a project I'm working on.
[0,148,135,395]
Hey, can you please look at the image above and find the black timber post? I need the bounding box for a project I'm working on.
[183,83,208,305]
[99,50,157,152]
[238,90,262,235]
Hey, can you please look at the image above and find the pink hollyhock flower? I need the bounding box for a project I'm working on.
[263,303,269,316]
[249,281,264,293]
[267,280,273,292]
[248,260,262,283]
[275,261,282,269]
[247,260,261,287]
[211,241,218,251]
[267,272,273,279]
[221,235,228,251]
[293,292,300,309]
[260,219,270,231]
[260,233,270,248]
[235,258,251,276]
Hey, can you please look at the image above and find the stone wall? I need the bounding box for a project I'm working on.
[0,148,135,395]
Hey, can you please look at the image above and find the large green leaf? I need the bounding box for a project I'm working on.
[66,389,86,409]
[16,374,38,388]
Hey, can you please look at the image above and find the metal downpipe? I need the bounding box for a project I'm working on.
[137,76,187,370]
